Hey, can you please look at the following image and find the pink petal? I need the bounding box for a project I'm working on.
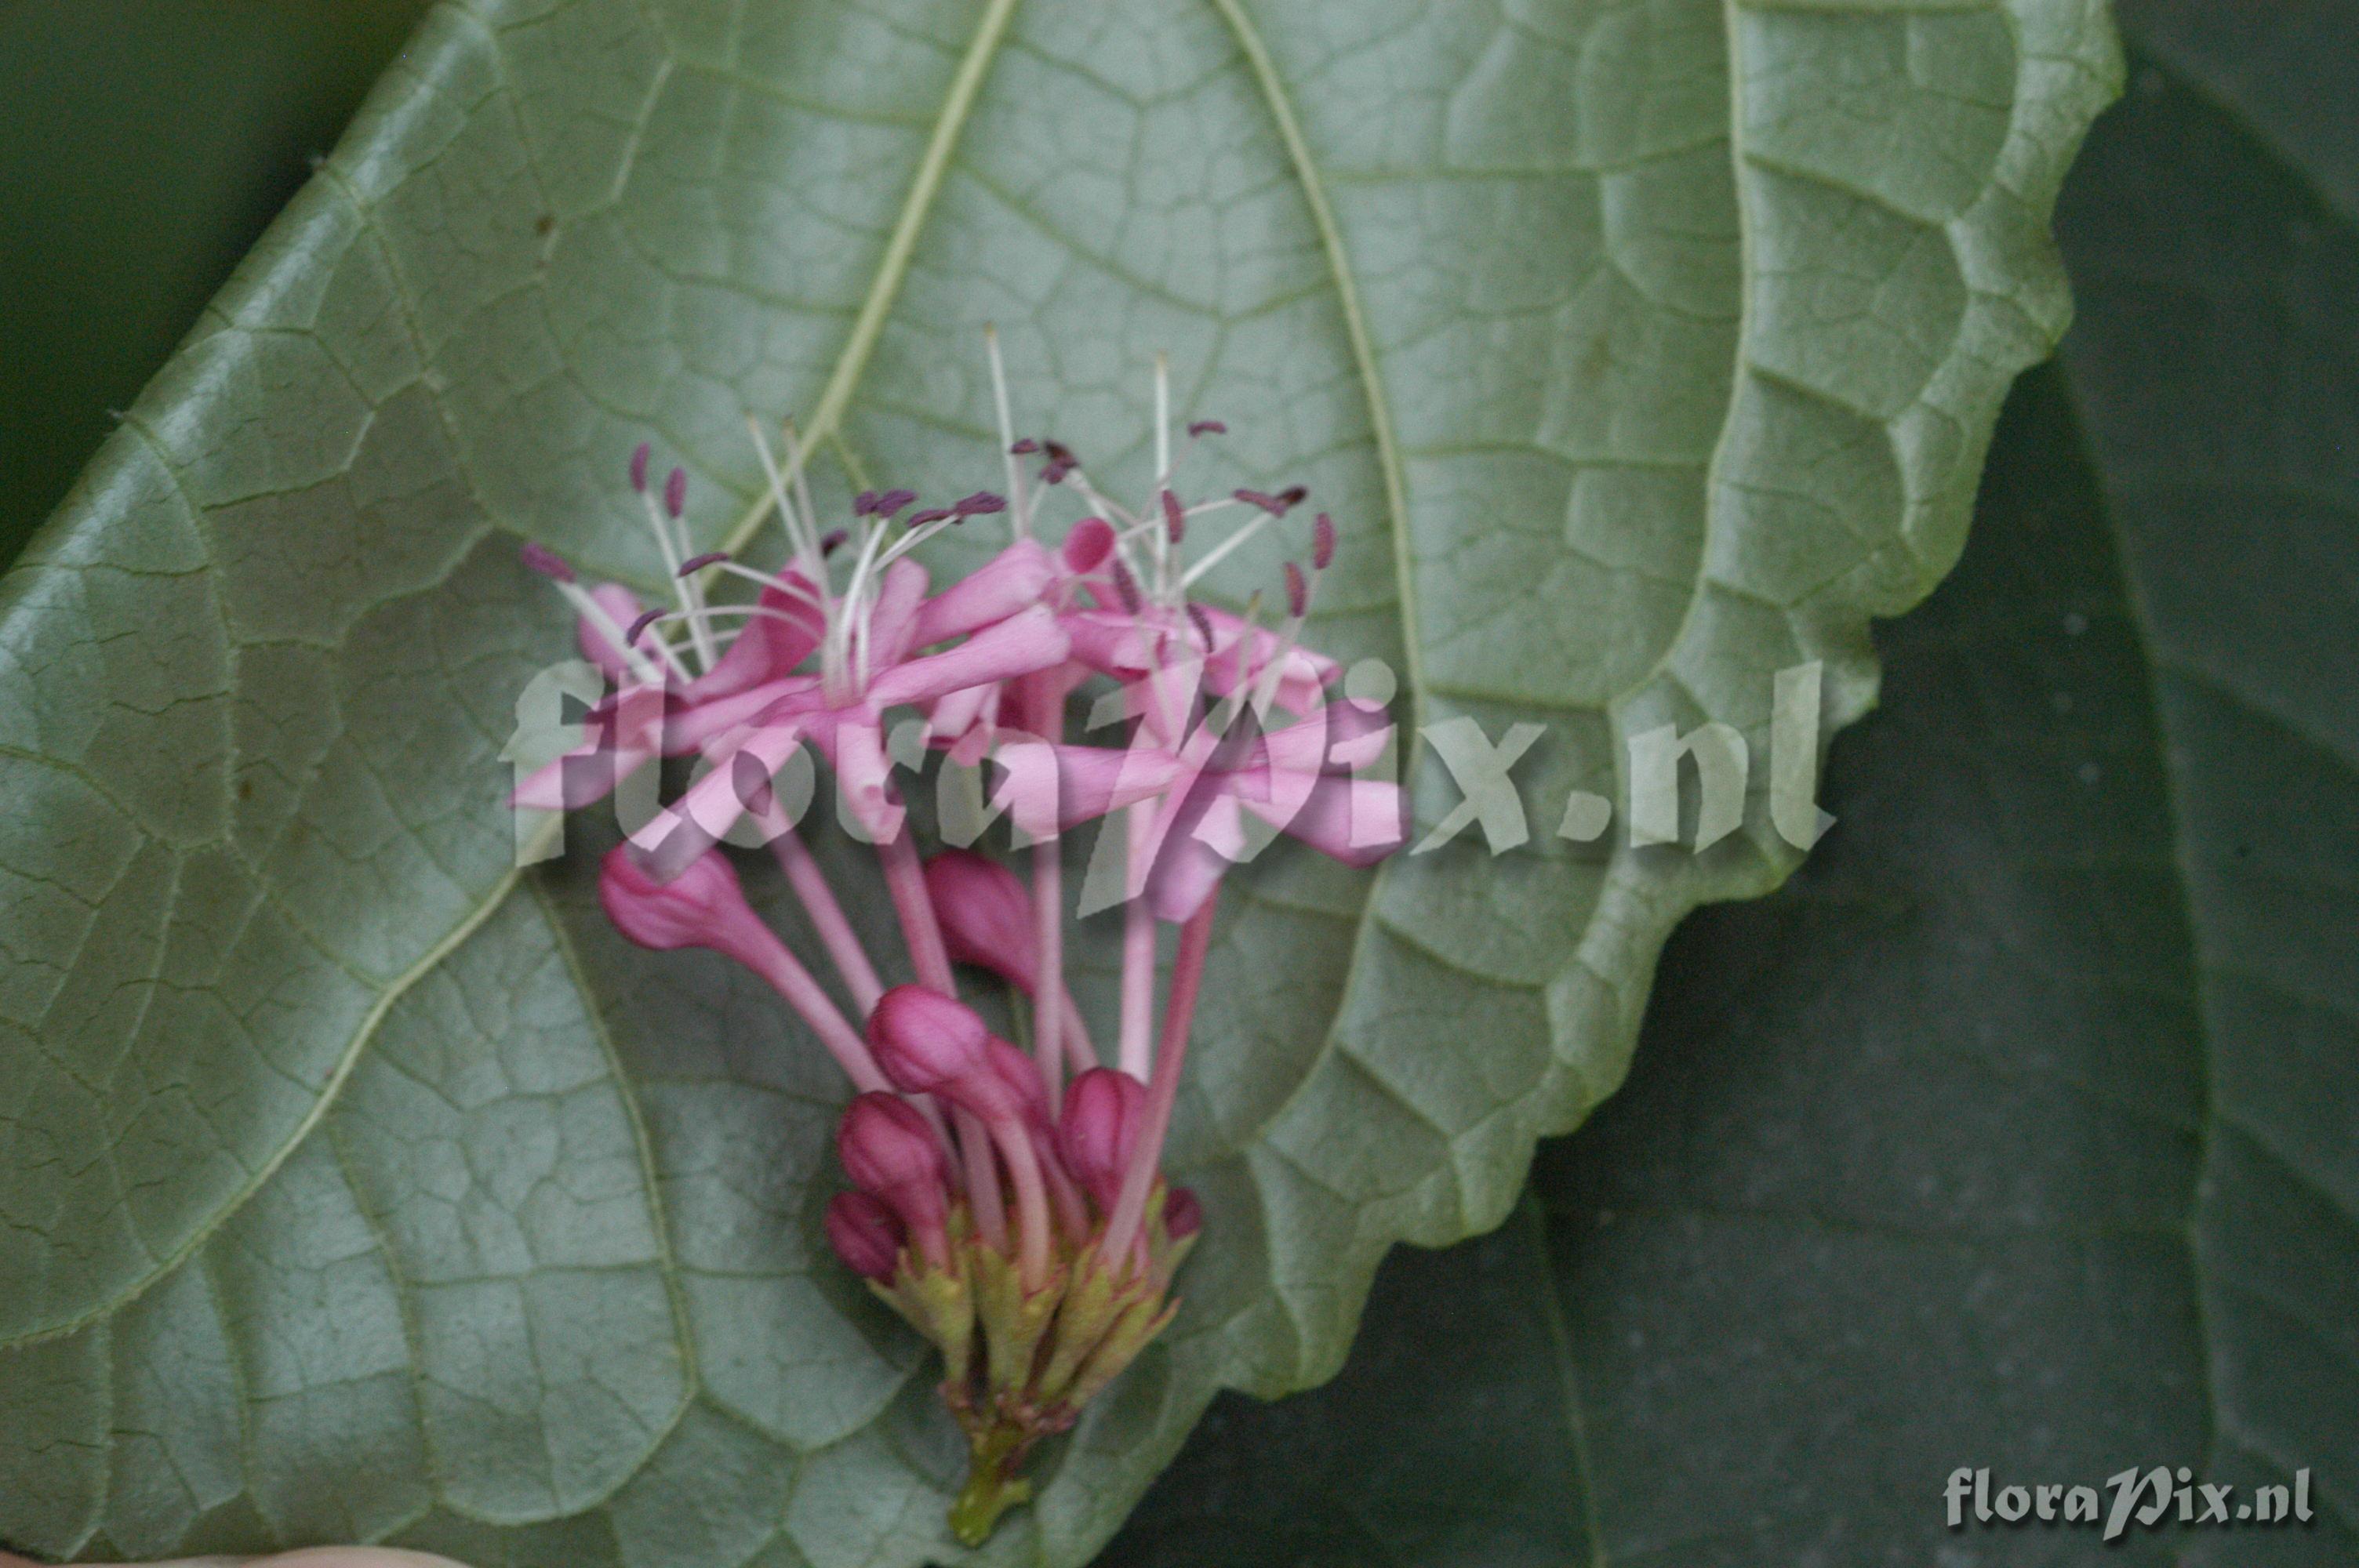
[686,574,823,701]
[509,679,671,810]
[867,557,931,667]
[987,735,1183,837]
[913,538,1057,646]
[631,713,809,877]
[511,739,656,811]
[868,605,1070,708]
[671,673,822,750]
[925,679,999,749]
[827,716,905,840]
[1247,775,1408,866]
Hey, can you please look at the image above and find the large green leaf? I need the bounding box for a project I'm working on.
[1103,5,2359,1558]
[0,0,2112,1559]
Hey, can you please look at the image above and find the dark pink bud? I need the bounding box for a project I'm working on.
[598,843,752,954]
[824,1189,905,1280]
[867,985,991,1097]
[925,851,1037,992]
[836,1092,947,1207]
[1163,1185,1201,1240]
[952,491,1006,517]
[1187,419,1225,438]
[629,441,652,493]
[1009,437,1041,456]
[820,528,849,556]
[1063,516,1114,575]
[1110,557,1143,616]
[875,488,918,518]
[1283,561,1308,619]
[906,507,954,527]
[1234,488,1285,516]
[854,489,881,516]
[1312,512,1336,571]
[678,550,729,575]
[1160,488,1186,545]
[519,541,576,583]
[663,466,689,519]
[1276,484,1308,510]
[1060,1068,1146,1210]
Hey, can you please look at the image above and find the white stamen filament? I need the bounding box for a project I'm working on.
[1179,509,1276,590]
[1150,354,1173,596]
[745,416,828,585]
[984,325,1030,539]
[710,559,827,612]
[637,488,720,674]
[558,580,677,685]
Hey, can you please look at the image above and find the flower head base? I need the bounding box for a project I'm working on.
[514,335,1404,1544]
[847,989,1201,1544]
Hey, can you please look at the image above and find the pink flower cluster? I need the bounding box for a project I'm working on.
[514,343,1405,1542]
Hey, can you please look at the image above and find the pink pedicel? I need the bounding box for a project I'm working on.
[516,340,1405,1544]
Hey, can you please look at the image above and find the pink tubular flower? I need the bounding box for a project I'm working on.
[598,843,894,1095]
[514,339,1403,1548]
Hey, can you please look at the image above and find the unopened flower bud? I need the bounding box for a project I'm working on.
[837,1093,947,1214]
[867,985,992,1098]
[1060,1067,1145,1210]
[863,985,1019,1131]
[925,851,1037,993]
[599,843,754,955]
[825,1188,906,1280]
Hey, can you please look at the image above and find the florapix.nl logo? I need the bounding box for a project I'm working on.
[504,652,1840,898]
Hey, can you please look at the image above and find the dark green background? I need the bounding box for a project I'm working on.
[3,1,2349,1563]
[0,0,432,564]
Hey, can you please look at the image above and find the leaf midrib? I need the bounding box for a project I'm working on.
[718,0,1027,559]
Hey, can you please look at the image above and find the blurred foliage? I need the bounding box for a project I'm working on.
[0,0,432,564]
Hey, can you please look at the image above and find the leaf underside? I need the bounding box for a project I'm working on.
[1105,4,2359,1561]
[0,0,2113,1561]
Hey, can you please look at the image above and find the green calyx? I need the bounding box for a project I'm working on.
[869,1191,1198,1545]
